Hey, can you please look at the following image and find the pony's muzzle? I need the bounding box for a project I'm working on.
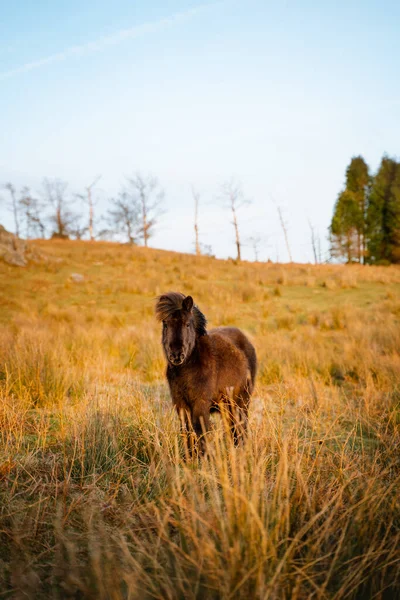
[169,351,185,365]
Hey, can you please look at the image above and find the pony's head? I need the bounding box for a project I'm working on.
[155,292,207,366]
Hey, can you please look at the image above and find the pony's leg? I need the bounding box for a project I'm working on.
[177,406,194,459]
[227,405,241,446]
[191,403,211,455]
[220,388,242,446]
[230,386,251,445]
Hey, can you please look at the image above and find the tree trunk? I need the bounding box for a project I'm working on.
[142,198,148,247]
[7,185,20,237]
[13,199,20,237]
[26,208,30,239]
[232,207,241,261]
[194,190,201,256]
[86,176,101,241]
[361,232,365,264]
[277,206,292,262]
[346,233,352,263]
[194,222,200,256]
[309,221,318,264]
[127,220,133,244]
[88,188,94,241]
[57,208,62,236]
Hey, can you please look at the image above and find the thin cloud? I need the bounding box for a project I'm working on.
[0,2,221,81]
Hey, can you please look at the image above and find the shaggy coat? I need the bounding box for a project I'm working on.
[155,292,257,453]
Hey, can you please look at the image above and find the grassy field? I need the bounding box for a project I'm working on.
[1,240,400,599]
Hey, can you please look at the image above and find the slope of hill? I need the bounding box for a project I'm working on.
[1,240,399,598]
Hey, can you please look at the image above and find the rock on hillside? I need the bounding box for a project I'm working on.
[0,225,48,267]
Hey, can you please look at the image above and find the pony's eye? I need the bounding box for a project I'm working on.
[186,323,190,328]
[163,322,167,330]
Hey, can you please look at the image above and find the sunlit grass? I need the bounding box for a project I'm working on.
[0,240,399,598]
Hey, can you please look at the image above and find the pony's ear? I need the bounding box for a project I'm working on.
[182,296,194,313]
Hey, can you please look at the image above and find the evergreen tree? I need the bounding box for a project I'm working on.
[330,190,360,263]
[345,156,370,262]
[390,165,400,263]
[367,156,400,264]
[330,155,369,263]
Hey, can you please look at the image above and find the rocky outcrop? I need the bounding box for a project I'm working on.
[0,225,48,267]
[0,225,28,266]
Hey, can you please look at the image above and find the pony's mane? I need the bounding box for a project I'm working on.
[155,292,207,337]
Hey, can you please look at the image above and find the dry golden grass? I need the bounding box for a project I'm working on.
[0,240,400,599]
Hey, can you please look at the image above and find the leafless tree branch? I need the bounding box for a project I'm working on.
[107,191,140,244]
[220,178,251,261]
[4,183,20,237]
[276,205,293,262]
[41,178,76,239]
[126,173,165,247]
[192,186,201,256]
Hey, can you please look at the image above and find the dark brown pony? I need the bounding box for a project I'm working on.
[155,292,257,453]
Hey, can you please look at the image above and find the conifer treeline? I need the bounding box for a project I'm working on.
[330,155,400,264]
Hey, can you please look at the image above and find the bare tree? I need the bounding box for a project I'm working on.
[248,234,262,262]
[4,183,20,237]
[308,220,319,264]
[31,200,46,239]
[108,191,140,244]
[42,178,75,239]
[78,175,102,241]
[126,173,164,247]
[192,186,201,256]
[19,187,32,239]
[317,236,323,264]
[69,214,88,240]
[200,243,213,257]
[276,205,293,262]
[19,187,46,239]
[220,179,250,261]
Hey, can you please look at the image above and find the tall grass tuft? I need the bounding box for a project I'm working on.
[0,329,86,406]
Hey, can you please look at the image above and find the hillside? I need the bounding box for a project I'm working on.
[1,240,400,599]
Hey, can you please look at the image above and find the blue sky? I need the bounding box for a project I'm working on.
[1,0,399,261]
